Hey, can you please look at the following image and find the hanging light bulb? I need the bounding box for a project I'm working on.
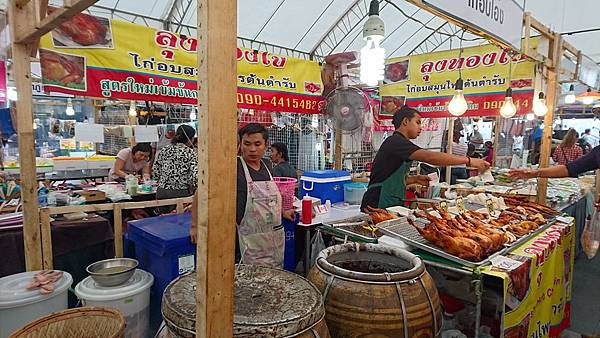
[190,107,197,121]
[526,113,534,121]
[65,98,75,116]
[360,0,385,86]
[565,84,576,104]
[128,101,137,117]
[448,78,468,116]
[499,88,517,118]
[577,87,600,105]
[532,92,548,117]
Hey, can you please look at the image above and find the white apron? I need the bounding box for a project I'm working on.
[238,157,284,268]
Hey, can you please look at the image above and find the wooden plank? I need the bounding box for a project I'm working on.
[15,0,32,8]
[176,200,184,214]
[15,0,99,44]
[9,0,42,271]
[334,128,342,170]
[113,205,123,258]
[492,117,501,166]
[537,33,562,205]
[196,0,237,336]
[45,196,194,215]
[40,208,53,269]
[445,118,454,184]
[47,203,115,215]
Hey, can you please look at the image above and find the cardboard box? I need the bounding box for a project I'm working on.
[74,190,106,202]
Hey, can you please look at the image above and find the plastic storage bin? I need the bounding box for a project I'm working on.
[75,269,153,338]
[0,271,72,338]
[344,182,368,205]
[300,170,351,203]
[127,213,196,327]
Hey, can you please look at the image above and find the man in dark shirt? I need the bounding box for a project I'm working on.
[361,106,490,210]
[270,142,297,179]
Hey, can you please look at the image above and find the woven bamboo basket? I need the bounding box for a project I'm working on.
[9,307,125,338]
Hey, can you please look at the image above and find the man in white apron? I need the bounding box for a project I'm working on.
[190,123,293,268]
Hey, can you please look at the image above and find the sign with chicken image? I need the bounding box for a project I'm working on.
[39,9,323,113]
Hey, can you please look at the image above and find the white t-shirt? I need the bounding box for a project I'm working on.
[108,148,149,180]
[452,142,468,167]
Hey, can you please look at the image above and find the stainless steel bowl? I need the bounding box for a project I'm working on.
[86,258,138,287]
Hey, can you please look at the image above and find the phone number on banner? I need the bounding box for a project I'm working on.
[237,89,323,114]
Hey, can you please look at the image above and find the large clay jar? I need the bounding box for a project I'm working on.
[308,243,442,338]
[162,265,330,337]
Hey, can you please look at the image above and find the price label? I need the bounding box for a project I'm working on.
[456,197,465,214]
[485,199,495,215]
[439,200,448,211]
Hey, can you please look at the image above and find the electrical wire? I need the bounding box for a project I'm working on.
[383,0,485,42]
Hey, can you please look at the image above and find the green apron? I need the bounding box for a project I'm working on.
[368,161,412,209]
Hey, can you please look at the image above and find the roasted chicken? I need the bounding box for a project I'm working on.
[365,206,397,225]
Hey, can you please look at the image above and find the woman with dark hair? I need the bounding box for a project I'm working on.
[270,142,297,178]
[109,143,152,181]
[153,125,197,213]
[361,106,490,210]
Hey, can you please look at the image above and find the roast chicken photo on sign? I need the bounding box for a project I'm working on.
[49,7,112,48]
[39,49,86,91]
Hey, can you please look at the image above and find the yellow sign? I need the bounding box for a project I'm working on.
[483,221,574,337]
[39,12,323,113]
[380,43,536,117]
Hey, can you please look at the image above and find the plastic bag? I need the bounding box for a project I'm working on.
[581,211,600,259]
[309,231,326,269]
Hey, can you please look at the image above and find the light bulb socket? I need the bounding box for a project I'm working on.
[587,87,592,94]
[569,84,575,92]
[505,88,513,98]
[454,78,464,91]
[538,92,545,100]
[368,0,380,16]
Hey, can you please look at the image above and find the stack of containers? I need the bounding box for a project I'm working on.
[127,213,196,326]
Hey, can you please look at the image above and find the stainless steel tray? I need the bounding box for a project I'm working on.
[377,216,558,268]
[377,218,503,268]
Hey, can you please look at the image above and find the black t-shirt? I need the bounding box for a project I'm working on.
[236,158,273,225]
[566,145,600,177]
[361,132,421,209]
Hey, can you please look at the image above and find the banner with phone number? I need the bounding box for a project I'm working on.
[38,12,324,113]
[380,42,536,118]
[483,219,575,338]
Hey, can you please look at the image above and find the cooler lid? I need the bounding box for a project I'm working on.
[75,269,153,302]
[0,270,72,309]
[128,212,193,252]
[301,170,350,179]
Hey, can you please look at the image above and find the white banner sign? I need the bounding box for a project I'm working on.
[422,0,524,50]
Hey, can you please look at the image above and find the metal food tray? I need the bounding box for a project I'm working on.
[377,218,503,268]
[321,215,379,244]
[377,216,558,268]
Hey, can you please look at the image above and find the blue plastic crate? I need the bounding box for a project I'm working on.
[127,213,196,326]
[299,170,351,203]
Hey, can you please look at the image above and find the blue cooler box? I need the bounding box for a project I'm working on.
[127,213,196,327]
[300,170,351,203]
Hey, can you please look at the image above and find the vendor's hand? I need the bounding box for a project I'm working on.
[409,175,431,187]
[282,209,296,222]
[142,174,151,181]
[189,225,197,244]
[509,168,538,180]
[471,158,491,172]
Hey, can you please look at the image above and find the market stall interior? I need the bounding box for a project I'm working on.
[3,0,600,337]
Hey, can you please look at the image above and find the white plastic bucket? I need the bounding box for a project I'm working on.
[0,270,72,338]
[75,269,153,338]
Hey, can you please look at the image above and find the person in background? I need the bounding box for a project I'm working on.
[361,106,490,210]
[580,129,594,154]
[531,122,543,165]
[153,125,197,213]
[553,128,583,165]
[450,131,469,184]
[483,141,494,164]
[109,143,152,181]
[270,142,297,178]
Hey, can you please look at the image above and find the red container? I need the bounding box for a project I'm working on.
[301,198,313,224]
